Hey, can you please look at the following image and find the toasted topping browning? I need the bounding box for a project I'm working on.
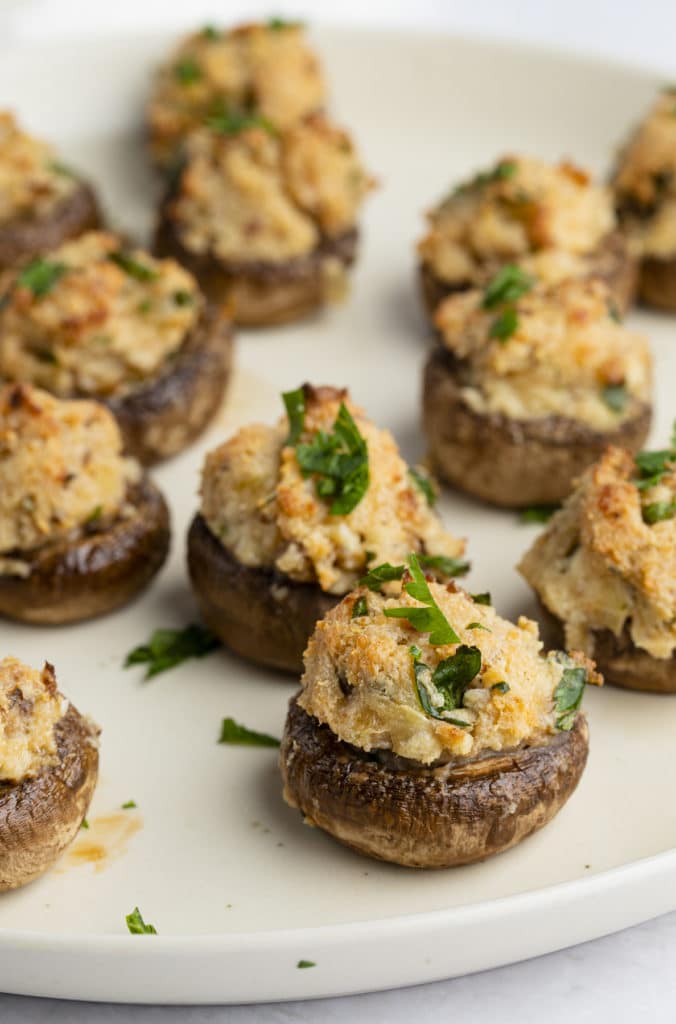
[201,386,465,595]
[613,91,676,257]
[0,111,80,225]
[169,115,373,264]
[299,581,591,763]
[434,276,652,430]
[519,446,676,660]
[147,21,326,166]
[0,384,139,556]
[0,658,67,781]
[419,155,616,287]
[0,232,202,398]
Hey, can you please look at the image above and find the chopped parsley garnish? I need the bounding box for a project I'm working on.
[418,553,470,578]
[268,17,304,30]
[489,307,519,342]
[81,819,90,830]
[125,624,220,679]
[602,384,627,414]
[455,159,517,194]
[607,300,622,323]
[174,58,202,84]
[35,348,57,364]
[351,595,369,619]
[634,423,676,492]
[85,505,103,524]
[201,25,220,39]
[48,160,76,177]
[410,643,481,724]
[297,960,316,969]
[109,252,158,282]
[467,621,490,632]
[520,504,560,524]
[383,553,460,645]
[642,500,676,524]
[282,387,306,446]
[206,109,274,136]
[482,265,535,309]
[121,800,137,810]
[408,466,437,507]
[126,907,157,935]
[295,402,369,515]
[218,717,280,748]
[359,562,405,591]
[491,682,510,693]
[17,258,67,297]
[553,662,587,731]
[471,592,491,605]
[173,289,194,306]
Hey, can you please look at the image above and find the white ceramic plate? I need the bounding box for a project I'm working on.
[0,25,674,1006]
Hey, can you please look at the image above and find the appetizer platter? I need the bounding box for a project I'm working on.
[0,23,674,1005]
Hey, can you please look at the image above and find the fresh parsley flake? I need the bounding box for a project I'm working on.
[554,663,587,731]
[642,500,676,524]
[126,907,157,935]
[410,643,481,724]
[408,466,437,506]
[86,505,103,525]
[297,960,316,969]
[81,818,90,830]
[109,252,158,282]
[634,424,676,491]
[268,17,304,30]
[175,58,202,84]
[48,160,76,178]
[607,300,622,323]
[520,504,560,524]
[383,553,460,645]
[489,305,519,342]
[482,265,535,309]
[471,592,491,605]
[467,621,490,632]
[121,800,137,810]
[206,109,274,136]
[455,159,517,194]
[17,258,67,297]
[351,595,369,619]
[418,553,470,578]
[201,25,220,39]
[359,562,405,591]
[125,624,220,679]
[218,718,280,747]
[295,402,369,515]
[282,387,306,446]
[491,682,510,693]
[602,384,627,414]
[173,289,194,306]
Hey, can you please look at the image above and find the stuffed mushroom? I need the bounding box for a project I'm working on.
[154,114,374,326]
[146,19,326,171]
[418,155,636,320]
[0,231,233,463]
[280,554,598,868]
[423,272,652,507]
[0,656,99,891]
[519,439,675,692]
[188,384,466,673]
[0,111,100,272]
[612,89,676,310]
[0,384,170,625]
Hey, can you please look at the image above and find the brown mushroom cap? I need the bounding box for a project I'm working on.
[281,697,589,868]
[418,228,637,324]
[0,183,101,272]
[103,302,233,465]
[636,255,676,311]
[154,200,358,326]
[422,346,651,508]
[0,477,170,625]
[187,513,338,673]
[0,703,99,891]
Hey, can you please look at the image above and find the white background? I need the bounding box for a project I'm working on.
[1,0,675,1020]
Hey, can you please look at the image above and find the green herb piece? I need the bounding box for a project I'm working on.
[642,500,676,524]
[174,58,202,84]
[268,17,304,30]
[35,348,57,364]
[86,505,103,524]
[17,258,67,298]
[410,644,480,725]
[121,800,137,810]
[418,553,470,578]
[634,425,676,491]
[201,25,220,39]
[109,251,158,282]
[482,265,535,309]
[48,160,76,177]
[456,160,517,194]
[282,387,306,446]
[81,819,90,830]
[489,305,519,342]
[607,300,622,323]
[206,109,274,136]
[218,717,280,748]
[351,595,369,619]
[520,504,560,524]
[471,592,491,605]
[554,664,587,731]
[173,289,194,306]
[126,907,157,935]
[384,553,460,645]
[297,960,316,969]
[358,562,405,591]
[467,621,490,632]
[602,384,627,414]
[408,466,437,507]
[295,402,369,515]
[125,624,220,679]
[491,682,510,693]
[137,299,152,314]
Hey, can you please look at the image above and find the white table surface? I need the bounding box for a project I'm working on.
[2,1,675,1019]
